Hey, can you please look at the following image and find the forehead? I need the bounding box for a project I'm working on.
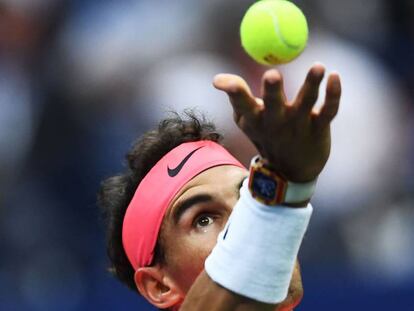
[166,165,248,217]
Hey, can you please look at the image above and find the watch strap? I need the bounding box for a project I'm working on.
[285,179,317,203]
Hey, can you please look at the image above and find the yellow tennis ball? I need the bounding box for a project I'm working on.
[240,0,309,65]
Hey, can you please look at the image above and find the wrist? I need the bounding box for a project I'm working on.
[259,151,322,183]
[267,160,319,183]
[248,155,317,206]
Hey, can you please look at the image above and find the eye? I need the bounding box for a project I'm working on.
[195,215,214,228]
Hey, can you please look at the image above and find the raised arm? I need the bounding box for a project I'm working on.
[180,64,341,311]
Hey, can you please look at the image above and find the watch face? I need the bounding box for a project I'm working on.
[252,171,277,201]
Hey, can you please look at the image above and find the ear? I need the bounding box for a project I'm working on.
[135,266,183,309]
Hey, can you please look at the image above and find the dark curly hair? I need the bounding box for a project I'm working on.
[98,111,223,292]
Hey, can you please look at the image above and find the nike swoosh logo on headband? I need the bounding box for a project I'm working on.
[167,146,204,177]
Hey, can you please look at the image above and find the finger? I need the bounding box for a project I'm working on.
[213,73,259,121]
[316,72,341,126]
[255,97,264,106]
[294,63,325,114]
[262,69,286,115]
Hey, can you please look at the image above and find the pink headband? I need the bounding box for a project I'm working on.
[122,140,244,269]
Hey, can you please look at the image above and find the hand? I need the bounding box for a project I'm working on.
[213,64,341,183]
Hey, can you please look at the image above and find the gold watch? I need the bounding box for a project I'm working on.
[248,155,317,205]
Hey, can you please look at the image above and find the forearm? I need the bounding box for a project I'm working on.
[180,271,276,311]
[180,63,341,311]
[181,182,311,311]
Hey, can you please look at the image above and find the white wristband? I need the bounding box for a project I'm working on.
[205,179,313,304]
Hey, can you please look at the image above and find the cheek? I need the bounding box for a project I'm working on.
[167,228,220,293]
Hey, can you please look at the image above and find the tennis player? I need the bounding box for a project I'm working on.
[99,64,341,311]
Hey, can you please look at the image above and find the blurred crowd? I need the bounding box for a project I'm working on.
[1,0,413,310]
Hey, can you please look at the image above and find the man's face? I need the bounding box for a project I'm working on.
[160,165,304,310]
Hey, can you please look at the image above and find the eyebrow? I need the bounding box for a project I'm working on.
[172,177,247,225]
[173,194,213,224]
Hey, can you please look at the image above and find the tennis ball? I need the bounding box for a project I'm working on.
[240,0,308,65]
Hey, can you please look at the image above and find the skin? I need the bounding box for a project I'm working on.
[135,64,341,310]
[165,165,304,310]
